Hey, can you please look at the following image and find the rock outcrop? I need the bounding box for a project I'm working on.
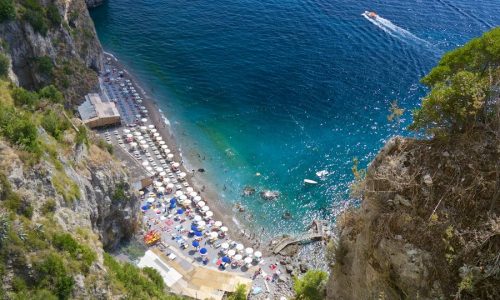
[85,0,105,8]
[0,0,103,103]
[328,133,499,299]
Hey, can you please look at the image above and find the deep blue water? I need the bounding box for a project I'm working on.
[90,0,500,237]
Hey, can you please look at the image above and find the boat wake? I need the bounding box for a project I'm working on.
[362,12,433,49]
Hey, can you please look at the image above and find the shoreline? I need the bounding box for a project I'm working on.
[102,52,267,253]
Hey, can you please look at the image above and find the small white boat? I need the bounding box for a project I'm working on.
[304,179,318,185]
[316,170,328,178]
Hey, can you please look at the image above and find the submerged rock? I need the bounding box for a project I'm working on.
[242,186,255,196]
[282,211,292,220]
[260,190,280,200]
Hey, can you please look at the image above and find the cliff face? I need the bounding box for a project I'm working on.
[328,133,499,299]
[0,0,103,103]
[85,0,105,8]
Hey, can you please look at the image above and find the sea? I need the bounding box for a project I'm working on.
[90,0,500,239]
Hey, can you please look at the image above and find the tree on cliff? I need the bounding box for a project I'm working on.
[410,27,500,135]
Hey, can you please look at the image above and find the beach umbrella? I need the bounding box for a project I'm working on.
[189,191,198,198]
[146,166,153,172]
[159,171,166,177]
[194,215,202,222]
[162,178,170,183]
[192,240,199,247]
[234,254,243,261]
[136,135,144,141]
[126,133,133,138]
[201,205,210,212]
[159,141,166,146]
[153,133,160,137]
[142,144,149,150]
[214,221,222,228]
[130,142,137,148]
[140,126,147,131]
[182,199,192,207]
[142,161,149,166]
[167,183,174,189]
[199,248,207,255]
[178,172,187,179]
[186,187,194,193]
[134,131,142,136]
[167,153,174,160]
[220,226,228,233]
[244,256,253,264]
[156,167,164,172]
[221,242,229,249]
[177,208,184,215]
[209,232,218,239]
[254,251,262,258]
[193,196,202,203]
[228,249,236,257]
[139,191,144,195]
[205,211,213,218]
[195,231,203,237]
[141,205,149,211]
[154,181,163,187]
[191,224,198,231]
[179,195,187,200]
[139,140,147,145]
[222,256,231,263]
[236,244,244,251]
[175,190,184,197]
[164,149,171,154]
[157,187,165,193]
[135,114,141,119]
[197,201,206,207]
[197,220,206,227]
[123,129,130,134]
[141,118,148,123]
[172,162,180,168]
[156,136,163,141]
[169,198,177,204]
[161,145,168,149]
[149,126,156,131]
[245,247,254,255]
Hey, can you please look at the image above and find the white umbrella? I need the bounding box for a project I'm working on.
[153,133,160,137]
[126,133,133,138]
[197,201,206,207]
[156,136,163,141]
[197,220,206,227]
[161,145,168,149]
[142,144,149,149]
[139,140,147,145]
[254,251,262,258]
[141,118,148,123]
[159,171,166,177]
[156,167,164,172]
[194,215,202,222]
[190,191,198,198]
[146,166,153,172]
[178,172,187,179]
[221,226,229,233]
[228,249,236,257]
[159,141,166,145]
[209,232,218,239]
[205,211,213,218]
[157,187,165,193]
[221,242,229,249]
[130,142,137,147]
[234,254,243,261]
[149,127,156,131]
[175,190,184,197]
[140,126,147,131]
[136,135,144,140]
[164,149,171,154]
[214,221,222,228]
[142,161,149,166]
[154,181,163,187]
[146,197,155,203]
[182,199,191,207]
[134,131,142,136]
[167,153,174,160]
[162,177,170,183]
[244,256,253,264]
[236,244,244,251]
[193,196,202,203]
[172,162,180,168]
[179,195,187,200]
[186,187,194,193]
[167,183,174,188]
[123,129,130,134]
[245,247,254,255]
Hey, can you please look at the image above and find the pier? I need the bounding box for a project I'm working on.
[272,220,325,254]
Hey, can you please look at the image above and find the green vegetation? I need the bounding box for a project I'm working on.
[0,52,9,77]
[51,170,81,203]
[0,101,39,152]
[38,85,63,103]
[293,270,328,300]
[75,124,89,146]
[103,253,184,300]
[11,86,39,108]
[35,56,53,76]
[228,284,247,300]
[97,138,114,154]
[410,28,500,134]
[52,233,96,272]
[41,110,69,140]
[46,4,61,26]
[111,182,129,202]
[0,0,15,22]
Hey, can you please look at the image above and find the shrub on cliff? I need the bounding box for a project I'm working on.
[410,27,500,135]
[41,110,69,140]
[293,269,328,300]
[38,85,63,103]
[11,87,39,108]
[0,53,9,77]
[0,0,15,22]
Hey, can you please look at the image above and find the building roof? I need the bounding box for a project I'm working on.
[78,93,120,121]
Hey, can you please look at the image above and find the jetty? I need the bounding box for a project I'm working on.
[272,220,325,254]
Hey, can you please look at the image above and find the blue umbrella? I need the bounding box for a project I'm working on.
[191,224,198,231]
[141,205,149,211]
[177,209,184,215]
[169,198,177,204]
[199,248,207,255]
[222,256,231,263]
[195,231,203,237]
[169,203,176,209]
[192,240,199,247]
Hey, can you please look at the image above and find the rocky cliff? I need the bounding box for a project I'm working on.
[85,0,105,8]
[0,0,103,103]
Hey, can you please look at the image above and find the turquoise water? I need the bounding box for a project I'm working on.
[90,1,499,237]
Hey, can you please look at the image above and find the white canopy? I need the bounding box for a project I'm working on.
[228,249,236,257]
[157,187,165,193]
[209,232,218,239]
[205,211,213,218]
[254,251,262,258]
[141,118,148,123]
[214,221,222,227]
[139,140,147,145]
[164,149,171,154]
[156,136,163,141]
[182,200,192,207]
[126,134,133,138]
[161,145,168,149]
[153,133,160,137]
[154,181,163,187]
[201,206,210,212]
[178,172,187,178]
[162,177,170,183]
[159,141,166,145]
[189,191,198,198]
[149,126,156,131]
[142,161,149,166]
[179,195,187,200]
[146,166,153,172]
[172,162,180,168]
[136,135,144,140]
[221,226,228,233]
[194,215,202,222]
[175,190,184,197]
[146,197,155,203]
[234,254,243,261]
[244,256,253,264]
[134,131,142,136]
[221,242,229,249]
[197,201,206,207]
[130,142,137,147]
[156,167,164,172]
[193,196,202,202]
[245,247,254,255]
[186,187,194,193]
[123,129,130,134]
[167,153,174,159]
[235,244,244,251]
[140,126,147,131]
[159,171,166,177]
[197,220,206,227]
[167,183,174,188]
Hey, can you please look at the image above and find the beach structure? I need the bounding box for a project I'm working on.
[78,93,121,128]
